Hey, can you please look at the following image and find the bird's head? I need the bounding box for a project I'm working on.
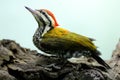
[25,6,59,29]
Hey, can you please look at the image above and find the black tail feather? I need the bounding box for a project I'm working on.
[92,52,111,69]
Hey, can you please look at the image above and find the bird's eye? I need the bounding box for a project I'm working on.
[39,10,42,13]
[42,12,46,15]
[39,10,46,15]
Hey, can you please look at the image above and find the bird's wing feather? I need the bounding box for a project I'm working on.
[89,38,96,41]
[42,27,97,51]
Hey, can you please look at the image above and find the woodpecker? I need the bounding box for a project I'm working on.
[25,6,111,69]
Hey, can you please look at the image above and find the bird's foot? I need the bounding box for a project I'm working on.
[44,63,61,71]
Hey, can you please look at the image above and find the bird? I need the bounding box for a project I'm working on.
[25,6,111,69]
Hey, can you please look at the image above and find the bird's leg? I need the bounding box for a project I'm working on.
[44,63,61,71]
[47,53,68,70]
[44,59,68,71]
[43,53,66,71]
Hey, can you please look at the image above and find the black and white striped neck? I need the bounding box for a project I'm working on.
[33,25,52,39]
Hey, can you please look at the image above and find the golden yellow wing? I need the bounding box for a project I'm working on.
[42,27,97,51]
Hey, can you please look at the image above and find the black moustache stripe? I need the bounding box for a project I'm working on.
[37,15,46,35]
[40,11,52,27]
[44,14,52,26]
[38,15,46,27]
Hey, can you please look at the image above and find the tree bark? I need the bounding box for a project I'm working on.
[0,39,120,80]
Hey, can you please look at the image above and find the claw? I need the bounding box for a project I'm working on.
[43,63,61,71]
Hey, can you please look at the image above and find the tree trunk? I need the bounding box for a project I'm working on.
[0,39,120,80]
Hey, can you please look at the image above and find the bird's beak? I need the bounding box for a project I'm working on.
[25,6,40,20]
[25,6,45,27]
[25,6,37,15]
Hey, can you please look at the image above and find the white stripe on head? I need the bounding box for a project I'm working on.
[41,25,51,36]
